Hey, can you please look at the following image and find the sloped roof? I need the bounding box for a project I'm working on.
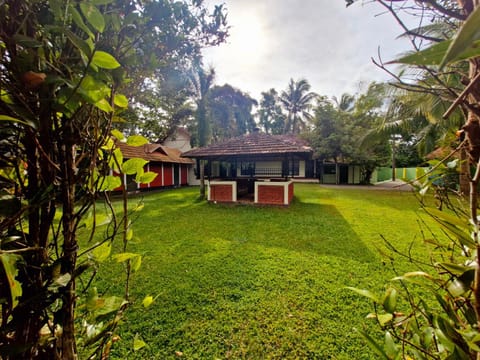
[116,142,194,164]
[182,132,312,159]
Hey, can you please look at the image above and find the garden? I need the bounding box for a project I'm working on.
[91,184,444,359]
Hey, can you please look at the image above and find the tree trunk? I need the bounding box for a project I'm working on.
[58,123,78,359]
[199,160,205,199]
[460,148,470,195]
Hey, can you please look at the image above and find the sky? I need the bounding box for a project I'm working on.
[202,0,414,101]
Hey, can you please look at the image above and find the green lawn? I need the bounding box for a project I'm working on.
[91,183,442,359]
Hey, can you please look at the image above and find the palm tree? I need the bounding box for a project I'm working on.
[333,93,355,112]
[279,78,318,134]
[190,64,216,199]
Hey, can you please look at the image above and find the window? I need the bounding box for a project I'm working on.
[240,162,255,176]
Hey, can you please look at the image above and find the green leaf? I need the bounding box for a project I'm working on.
[98,175,121,191]
[86,287,99,311]
[126,228,133,241]
[109,147,123,173]
[136,171,158,184]
[438,262,473,276]
[49,273,72,291]
[113,94,128,108]
[132,255,142,272]
[0,115,36,128]
[91,51,120,69]
[382,287,397,314]
[392,271,433,280]
[126,135,149,146]
[65,30,91,57]
[12,34,42,48]
[113,252,139,263]
[111,129,125,141]
[122,158,148,175]
[92,0,115,4]
[94,98,113,113]
[354,328,389,360]
[69,5,94,38]
[384,331,398,359]
[93,213,112,228]
[0,254,22,309]
[389,40,451,66]
[133,334,147,351]
[79,2,105,33]
[345,287,380,303]
[142,295,154,308]
[91,241,112,262]
[440,5,480,68]
[377,313,393,326]
[0,89,14,104]
[423,207,468,229]
[95,296,126,316]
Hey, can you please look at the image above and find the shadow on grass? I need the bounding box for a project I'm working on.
[124,187,379,265]
[147,200,378,265]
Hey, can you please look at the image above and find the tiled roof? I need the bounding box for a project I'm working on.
[182,132,312,158]
[116,142,194,164]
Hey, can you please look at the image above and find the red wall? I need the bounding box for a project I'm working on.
[113,162,190,190]
[210,184,233,202]
[288,182,294,203]
[181,165,188,185]
[149,164,164,188]
[257,185,284,205]
[163,165,173,186]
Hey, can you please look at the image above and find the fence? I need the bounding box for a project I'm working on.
[373,167,429,183]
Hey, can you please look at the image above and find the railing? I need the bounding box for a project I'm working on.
[240,168,298,176]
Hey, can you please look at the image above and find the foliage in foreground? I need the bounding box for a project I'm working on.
[345,1,480,358]
[349,161,480,359]
[0,0,227,358]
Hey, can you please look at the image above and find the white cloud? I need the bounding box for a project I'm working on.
[203,0,413,99]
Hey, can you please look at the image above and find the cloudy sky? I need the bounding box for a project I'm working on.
[203,0,414,100]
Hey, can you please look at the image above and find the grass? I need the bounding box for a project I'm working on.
[88,184,443,359]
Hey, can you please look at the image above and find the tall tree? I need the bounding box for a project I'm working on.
[279,78,318,134]
[190,64,216,199]
[118,66,195,142]
[257,89,286,134]
[309,86,390,183]
[209,84,258,140]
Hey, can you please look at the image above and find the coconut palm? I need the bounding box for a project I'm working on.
[190,64,216,199]
[279,78,318,134]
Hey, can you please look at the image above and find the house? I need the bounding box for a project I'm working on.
[181,130,313,205]
[115,142,194,191]
[162,127,199,185]
[316,162,364,185]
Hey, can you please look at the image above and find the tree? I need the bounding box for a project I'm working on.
[279,78,318,134]
[190,64,216,199]
[209,84,258,140]
[308,85,391,184]
[118,66,195,142]
[0,0,227,358]
[257,89,286,134]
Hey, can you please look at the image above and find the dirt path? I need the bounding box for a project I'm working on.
[316,180,414,192]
